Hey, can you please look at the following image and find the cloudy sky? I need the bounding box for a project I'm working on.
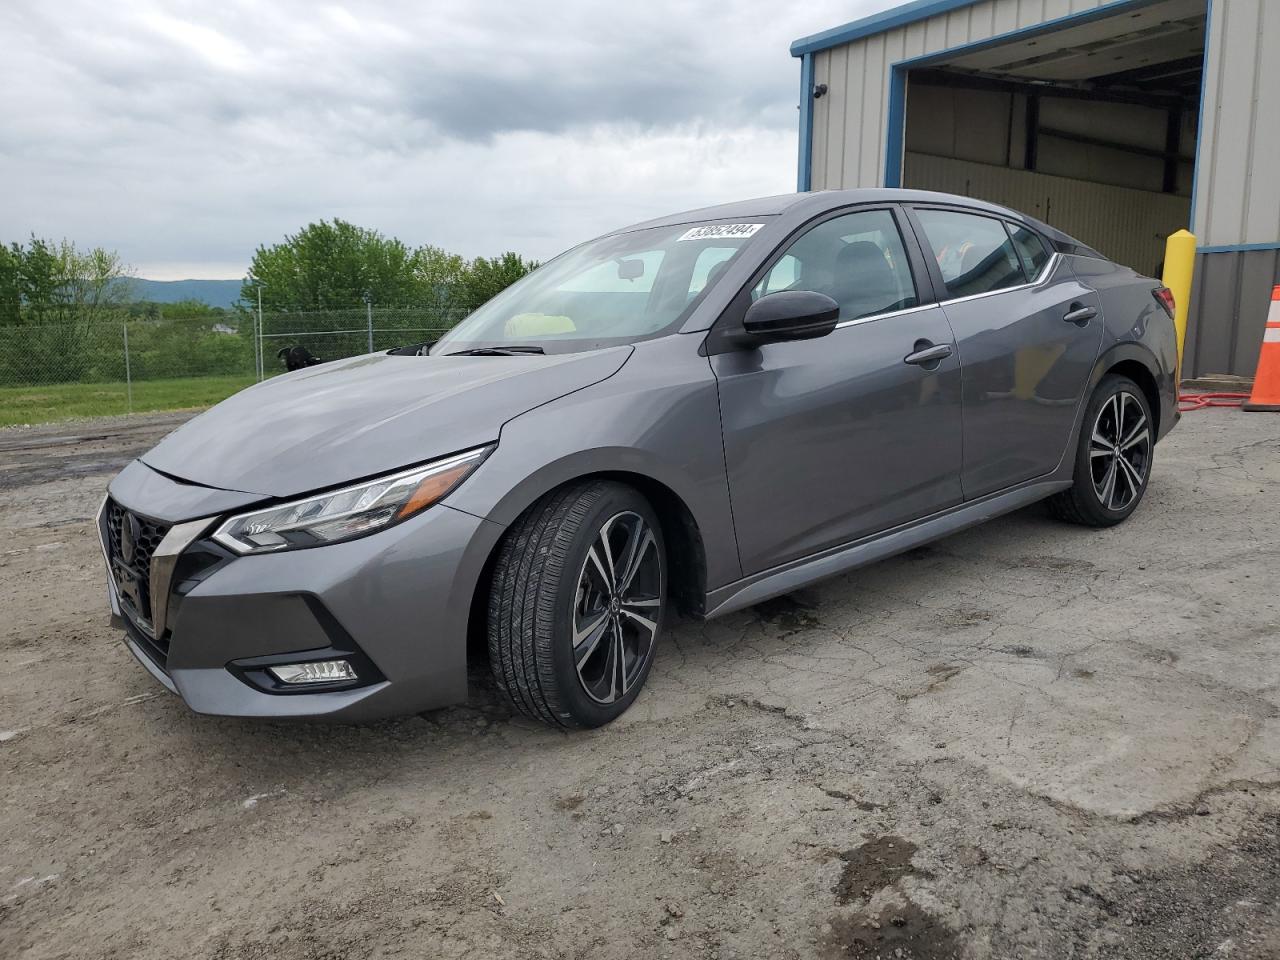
[1,1,887,280]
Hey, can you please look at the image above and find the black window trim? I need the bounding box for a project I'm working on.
[1002,219,1054,285]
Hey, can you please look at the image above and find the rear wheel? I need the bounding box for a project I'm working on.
[487,481,666,728]
[1047,374,1153,527]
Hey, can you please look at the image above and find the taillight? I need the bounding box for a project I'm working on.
[1153,286,1176,319]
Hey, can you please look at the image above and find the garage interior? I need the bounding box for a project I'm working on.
[901,0,1207,278]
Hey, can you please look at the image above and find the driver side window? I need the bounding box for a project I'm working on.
[752,209,919,322]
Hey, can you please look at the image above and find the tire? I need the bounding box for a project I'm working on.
[487,480,667,728]
[1047,374,1154,528]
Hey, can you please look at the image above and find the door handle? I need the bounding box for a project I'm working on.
[1063,303,1097,325]
[903,341,953,367]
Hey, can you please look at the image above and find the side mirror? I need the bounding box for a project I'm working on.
[740,290,840,343]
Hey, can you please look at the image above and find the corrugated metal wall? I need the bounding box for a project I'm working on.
[809,0,1115,191]
[905,153,1190,273]
[1193,0,1280,246]
[1185,250,1280,376]
[903,83,1197,194]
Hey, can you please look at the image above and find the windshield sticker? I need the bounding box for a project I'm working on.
[677,223,764,242]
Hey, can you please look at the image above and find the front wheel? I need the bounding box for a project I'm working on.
[487,481,667,728]
[1047,374,1153,527]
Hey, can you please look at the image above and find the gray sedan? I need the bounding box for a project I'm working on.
[98,189,1178,727]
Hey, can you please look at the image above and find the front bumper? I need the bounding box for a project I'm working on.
[101,461,505,721]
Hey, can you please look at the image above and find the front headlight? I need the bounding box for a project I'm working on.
[212,446,491,555]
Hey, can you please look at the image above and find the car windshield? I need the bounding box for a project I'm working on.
[431,219,771,353]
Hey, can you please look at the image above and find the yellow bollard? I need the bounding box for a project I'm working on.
[1161,229,1197,376]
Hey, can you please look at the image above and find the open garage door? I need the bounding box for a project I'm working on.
[900,0,1206,277]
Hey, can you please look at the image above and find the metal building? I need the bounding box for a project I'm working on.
[791,0,1280,378]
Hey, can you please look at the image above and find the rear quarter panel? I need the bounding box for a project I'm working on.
[1068,255,1179,440]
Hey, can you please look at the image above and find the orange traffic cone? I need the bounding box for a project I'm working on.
[1243,286,1280,412]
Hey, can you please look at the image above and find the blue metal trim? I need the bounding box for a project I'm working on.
[1198,242,1280,254]
[877,0,1162,188]
[884,66,908,188]
[1189,0,1213,232]
[791,0,982,57]
[797,53,814,192]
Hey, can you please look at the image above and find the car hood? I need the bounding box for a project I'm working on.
[142,347,632,498]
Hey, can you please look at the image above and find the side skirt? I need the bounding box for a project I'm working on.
[702,478,1071,619]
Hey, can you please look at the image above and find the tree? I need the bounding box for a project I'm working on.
[0,237,134,386]
[241,219,420,311]
[411,244,467,304]
[0,236,133,327]
[241,220,539,313]
[459,252,538,307]
[0,243,20,325]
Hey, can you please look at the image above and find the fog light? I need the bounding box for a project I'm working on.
[268,659,358,685]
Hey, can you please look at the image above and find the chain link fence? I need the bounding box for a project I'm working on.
[0,306,475,424]
[257,306,473,375]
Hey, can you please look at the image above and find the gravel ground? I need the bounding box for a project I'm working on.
[1,409,1278,960]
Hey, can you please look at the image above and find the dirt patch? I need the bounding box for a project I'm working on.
[0,414,187,490]
[753,594,822,634]
[938,608,992,628]
[833,836,928,904]
[821,900,964,960]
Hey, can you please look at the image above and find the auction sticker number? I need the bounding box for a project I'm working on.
[677,223,764,242]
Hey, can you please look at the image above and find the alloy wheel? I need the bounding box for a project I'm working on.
[571,511,662,704]
[1089,390,1151,512]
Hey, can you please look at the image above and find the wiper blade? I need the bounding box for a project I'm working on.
[446,345,546,356]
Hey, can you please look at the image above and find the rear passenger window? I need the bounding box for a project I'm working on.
[1007,224,1051,280]
[915,209,1026,298]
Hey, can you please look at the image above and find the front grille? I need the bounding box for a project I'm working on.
[122,604,170,669]
[104,499,171,644]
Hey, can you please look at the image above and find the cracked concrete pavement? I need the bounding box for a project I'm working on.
[1,409,1277,959]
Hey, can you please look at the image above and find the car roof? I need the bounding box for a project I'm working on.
[613,188,1100,257]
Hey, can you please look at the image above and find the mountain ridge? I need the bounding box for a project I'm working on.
[127,278,243,308]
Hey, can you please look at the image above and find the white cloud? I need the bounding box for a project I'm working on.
[0,0,883,280]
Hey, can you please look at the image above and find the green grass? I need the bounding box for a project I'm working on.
[0,373,260,427]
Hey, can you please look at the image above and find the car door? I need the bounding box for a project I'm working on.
[708,205,964,576]
[907,206,1105,500]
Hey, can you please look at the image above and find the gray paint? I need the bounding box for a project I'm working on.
[446,333,744,591]
[712,303,965,573]
[100,189,1178,721]
[934,255,1103,497]
[704,478,1071,618]
[104,463,505,720]
[141,347,632,497]
[1184,248,1280,377]
[707,255,1179,619]
[109,459,264,523]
